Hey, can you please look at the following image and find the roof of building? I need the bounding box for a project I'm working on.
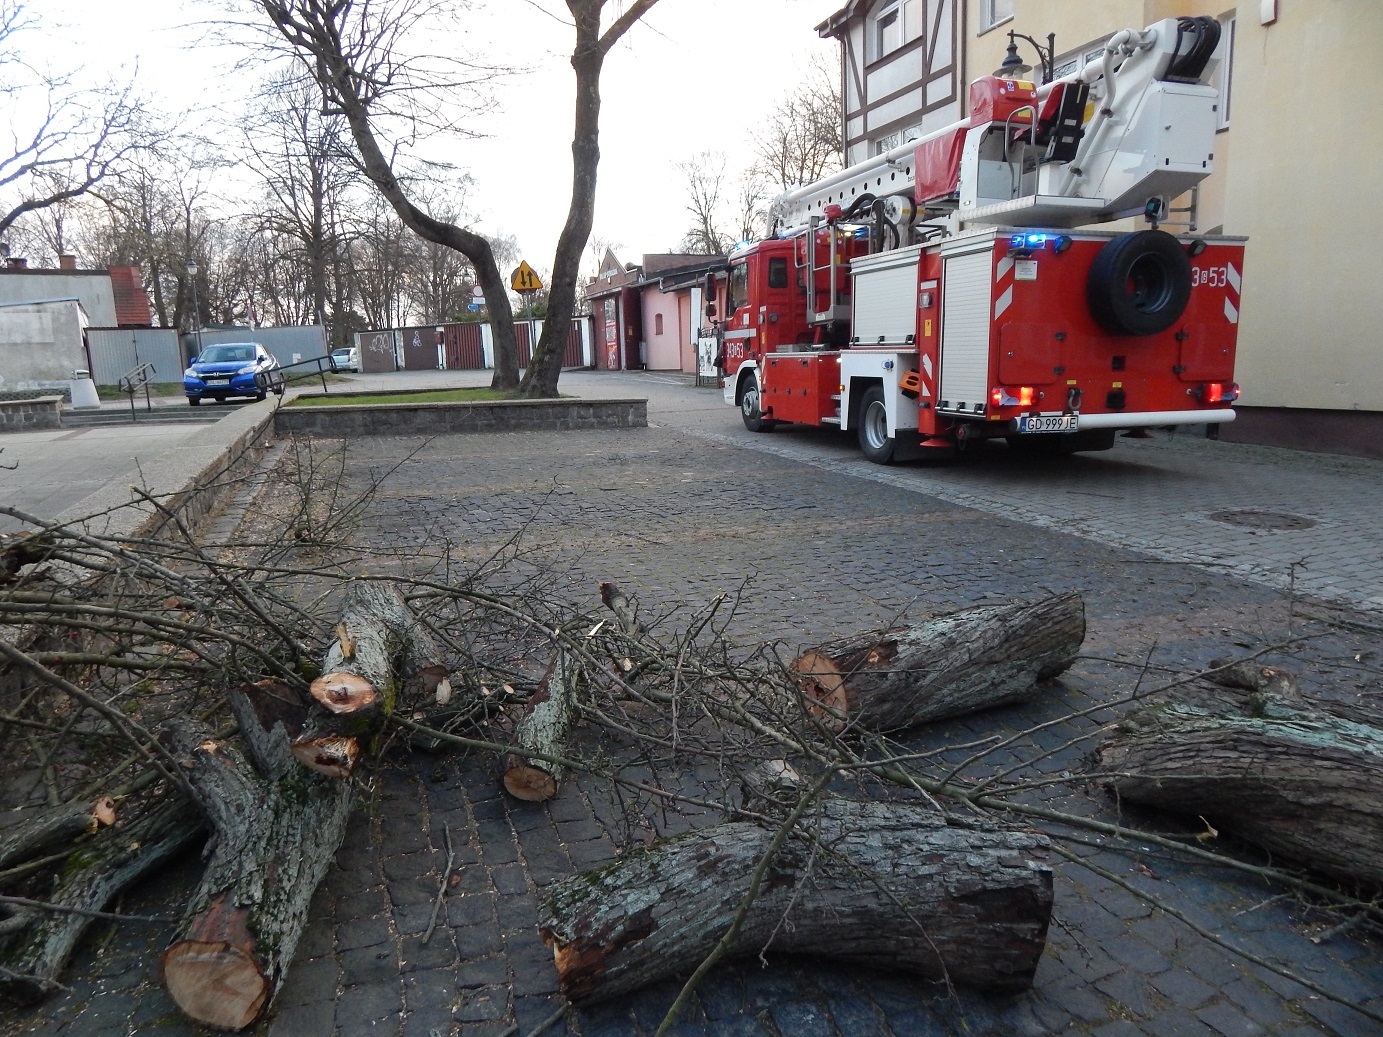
[107,266,153,326]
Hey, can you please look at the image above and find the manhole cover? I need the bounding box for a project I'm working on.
[1206,509,1318,531]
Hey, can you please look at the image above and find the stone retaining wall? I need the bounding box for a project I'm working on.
[273,396,647,436]
[0,395,63,431]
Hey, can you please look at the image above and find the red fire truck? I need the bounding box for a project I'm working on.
[718,16,1243,463]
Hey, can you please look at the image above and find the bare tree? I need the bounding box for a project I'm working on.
[243,73,355,343]
[0,1,158,240]
[752,54,842,192]
[246,0,659,395]
[675,152,733,256]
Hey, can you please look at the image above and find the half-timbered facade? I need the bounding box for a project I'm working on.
[816,0,965,166]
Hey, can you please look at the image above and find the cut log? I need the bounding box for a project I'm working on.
[538,798,1052,1003]
[0,791,203,1004]
[1098,690,1383,886]
[0,798,108,874]
[790,591,1084,732]
[160,697,352,1031]
[501,650,581,802]
[291,582,453,777]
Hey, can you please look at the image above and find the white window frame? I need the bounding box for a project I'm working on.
[1215,15,1235,130]
[981,0,1014,32]
[870,0,918,62]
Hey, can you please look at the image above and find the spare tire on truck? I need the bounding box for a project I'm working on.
[1086,230,1192,336]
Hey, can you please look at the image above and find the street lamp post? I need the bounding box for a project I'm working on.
[185,259,205,359]
[996,30,1057,84]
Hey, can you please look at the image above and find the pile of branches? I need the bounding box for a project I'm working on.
[0,443,1380,1034]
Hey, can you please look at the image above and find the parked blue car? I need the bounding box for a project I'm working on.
[184,343,284,406]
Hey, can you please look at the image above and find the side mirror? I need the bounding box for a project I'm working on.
[188,355,197,364]
[704,301,717,318]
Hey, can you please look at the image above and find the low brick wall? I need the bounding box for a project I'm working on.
[0,395,64,432]
[274,396,647,436]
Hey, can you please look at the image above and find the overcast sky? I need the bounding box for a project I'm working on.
[26,0,841,279]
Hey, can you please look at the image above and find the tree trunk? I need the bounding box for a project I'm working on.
[790,591,1084,732]
[160,699,352,1031]
[538,798,1052,1003]
[0,792,203,1004]
[1098,692,1383,887]
[501,650,580,802]
[291,581,447,777]
[0,798,109,873]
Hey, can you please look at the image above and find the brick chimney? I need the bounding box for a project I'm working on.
[58,253,77,270]
[4,257,27,269]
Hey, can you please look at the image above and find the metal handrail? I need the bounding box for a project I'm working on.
[118,362,157,420]
[270,354,342,395]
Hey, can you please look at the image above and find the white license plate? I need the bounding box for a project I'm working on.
[205,377,230,383]
[1018,414,1078,434]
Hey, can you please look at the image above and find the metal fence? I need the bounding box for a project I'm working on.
[183,326,329,369]
[87,328,183,385]
[356,317,592,372]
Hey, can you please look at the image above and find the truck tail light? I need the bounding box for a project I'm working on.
[990,385,1035,407]
[1192,381,1239,403]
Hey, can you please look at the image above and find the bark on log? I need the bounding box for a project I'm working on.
[538,798,1052,1003]
[0,792,203,1004]
[501,650,581,802]
[291,582,428,777]
[160,695,352,1031]
[790,591,1084,732]
[0,798,109,874]
[1098,692,1383,886]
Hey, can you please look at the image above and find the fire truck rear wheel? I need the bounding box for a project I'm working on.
[1086,229,1192,337]
[740,377,776,433]
[858,386,895,464]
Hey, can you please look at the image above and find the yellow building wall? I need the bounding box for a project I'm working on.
[1222,3,1381,412]
[970,2,1380,415]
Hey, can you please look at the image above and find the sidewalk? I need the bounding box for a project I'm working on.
[3,368,1379,1037]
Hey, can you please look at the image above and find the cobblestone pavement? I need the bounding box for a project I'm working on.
[5,372,1381,1037]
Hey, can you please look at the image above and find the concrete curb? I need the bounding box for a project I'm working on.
[51,397,278,539]
[273,395,647,436]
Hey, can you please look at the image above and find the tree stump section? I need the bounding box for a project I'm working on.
[291,581,448,777]
[0,793,203,1004]
[1098,689,1383,886]
[160,693,353,1031]
[501,649,581,802]
[791,591,1084,732]
[538,798,1052,1003]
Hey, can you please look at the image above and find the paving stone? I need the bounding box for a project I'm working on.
[453,987,507,1022]
[341,944,403,987]
[1094,969,1159,1017]
[400,932,461,973]
[1138,1009,1220,1037]
[337,981,405,1027]
[277,956,342,1008]
[338,914,394,952]
[1297,997,1381,1037]
[1091,1022,1145,1037]
[456,955,509,989]
[454,923,504,959]
[1149,967,1218,1010]
[1195,1000,1269,1037]
[269,1001,338,1037]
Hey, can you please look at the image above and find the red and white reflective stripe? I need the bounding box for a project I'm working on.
[1224,261,1241,324]
[920,353,934,398]
[994,254,1015,319]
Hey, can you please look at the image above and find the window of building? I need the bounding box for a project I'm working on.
[1214,15,1235,130]
[654,313,663,335]
[981,0,1013,31]
[874,131,901,156]
[869,0,918,62]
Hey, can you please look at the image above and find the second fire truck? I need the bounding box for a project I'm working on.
[717,15,1244,463]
